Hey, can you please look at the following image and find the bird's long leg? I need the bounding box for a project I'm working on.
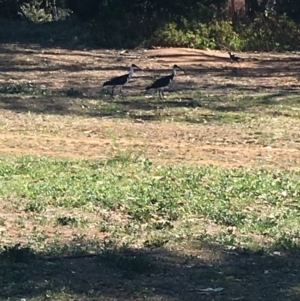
[159,88,165,100]
[158,90,162,100]
[111,86,116,98]
[120,85,125,99]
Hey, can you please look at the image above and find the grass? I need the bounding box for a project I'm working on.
[1,44,300,300]
[1,155,300,300]
[1,155,300,249]
[1,80,300,123]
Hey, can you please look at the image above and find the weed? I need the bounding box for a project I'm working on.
[24,200,45,213]
[0,217,5,226]
[65,88,85,98]
[56,216,79,226]
[0,83,35,95]
[144,237,169,248]
[0,83,52,96]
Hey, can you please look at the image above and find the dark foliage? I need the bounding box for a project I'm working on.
[0,0,300,51]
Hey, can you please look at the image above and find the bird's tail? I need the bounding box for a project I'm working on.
[146,85,152,90]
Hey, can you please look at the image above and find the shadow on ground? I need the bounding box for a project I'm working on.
[1,240,300,301]
[1,85,299,124]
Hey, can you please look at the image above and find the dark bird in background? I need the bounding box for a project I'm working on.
[146,64,184,99]
[228,51,244,64]
[102,64,142,97]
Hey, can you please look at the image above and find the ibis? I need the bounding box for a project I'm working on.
[146,64,184,99]
[228,51,244,64]
[102,63,142,97]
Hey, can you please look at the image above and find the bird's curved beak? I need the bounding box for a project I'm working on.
[133,65,143,71]
[178,66,185,73]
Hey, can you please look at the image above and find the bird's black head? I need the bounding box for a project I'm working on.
[173,64,184,72]
[131,64,142,70]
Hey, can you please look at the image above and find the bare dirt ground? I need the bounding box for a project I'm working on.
[1,45,300,167]
[1,114,300,168]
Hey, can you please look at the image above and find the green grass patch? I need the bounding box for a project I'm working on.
[0,82,52,96]
[1,155,300,301]
[1,155,300,250]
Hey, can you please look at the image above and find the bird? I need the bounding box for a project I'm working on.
[102,64,142,98]
[228,51,244,64]
[146,64,184,99]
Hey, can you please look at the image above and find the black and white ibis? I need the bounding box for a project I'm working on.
[228,51,244,64]
[146,64,184,99]
[102,64,142,97]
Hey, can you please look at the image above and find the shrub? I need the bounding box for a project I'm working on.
[150,14,300,52]
[150,22,212,49]
[150,19,242,50]
[88,0,222,49]
[238,13,300,51]
[208,19,242,50]
[20,0,53,23]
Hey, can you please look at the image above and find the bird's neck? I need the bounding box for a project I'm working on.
[171,68,176,79]
[128,66,134,79]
